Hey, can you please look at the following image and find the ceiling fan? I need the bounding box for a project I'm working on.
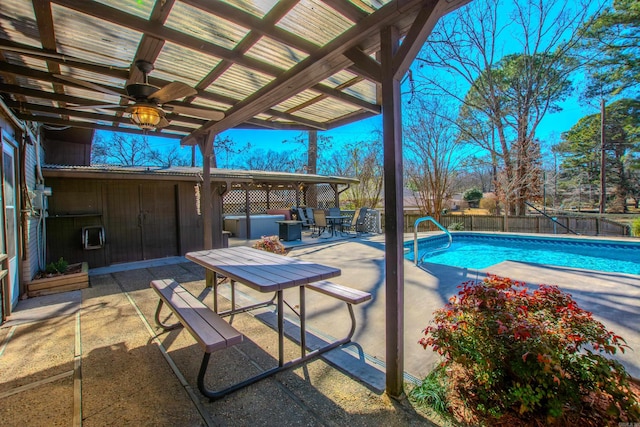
[55,59,225,130]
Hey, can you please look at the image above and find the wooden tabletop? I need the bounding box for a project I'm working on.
[186,247,340,292]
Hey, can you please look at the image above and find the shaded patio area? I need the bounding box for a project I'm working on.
[0,240,437,426]
[1,234,638,425]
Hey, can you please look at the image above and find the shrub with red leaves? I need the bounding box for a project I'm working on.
[419,274,640,424]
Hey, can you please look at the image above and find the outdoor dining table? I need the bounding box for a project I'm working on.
[185,246,342,393]
[325,215,350,236]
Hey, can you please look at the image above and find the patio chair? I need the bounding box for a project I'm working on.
[311,209,328,238]
[342,207,368,236]
[305,207,315,224]
[296,207,312,228]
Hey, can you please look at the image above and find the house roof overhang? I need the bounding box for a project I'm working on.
[0,0,469,143]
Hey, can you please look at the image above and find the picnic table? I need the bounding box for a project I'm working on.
[174,246,370,399]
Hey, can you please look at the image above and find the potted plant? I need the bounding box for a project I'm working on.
[26,257,89,297]
[252,235,287,255]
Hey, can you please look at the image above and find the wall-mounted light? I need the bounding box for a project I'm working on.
[128,104,163,130]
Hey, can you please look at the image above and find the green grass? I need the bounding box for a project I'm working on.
[409,365,451,420]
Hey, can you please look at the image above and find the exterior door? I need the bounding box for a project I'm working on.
[2,136,19,314]
[106,182,141,264]
[139,183,178,259]
[106,182,178,263]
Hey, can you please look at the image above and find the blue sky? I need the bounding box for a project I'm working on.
[96,92,595,166]
[221,116,382,153]
[220,95,598,151]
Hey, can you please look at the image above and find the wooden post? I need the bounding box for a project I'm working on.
[211,183,225,248]
[377,2,446,398]
[599,98,606,214]
[199,132,215,287]
[381,24,404,399]
[199,133,214,250]
[244,184,251,239]
[308,131,318,208]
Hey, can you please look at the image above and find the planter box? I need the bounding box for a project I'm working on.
[27,262,89,297]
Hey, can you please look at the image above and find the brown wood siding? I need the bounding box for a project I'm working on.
[139,182,178,259]
[42,128,93,166]
[46,216,106,267]
[106,182,143,264]
[45,177,195,267]
[177,182,203,254]
[45,178,106,268]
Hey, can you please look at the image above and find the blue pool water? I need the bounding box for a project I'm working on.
[406,233,640,275]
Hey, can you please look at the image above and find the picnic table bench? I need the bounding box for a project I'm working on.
[306,280,372,340]
[150,279,244,399]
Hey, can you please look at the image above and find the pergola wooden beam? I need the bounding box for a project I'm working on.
[3,100,203,127]
[344,48,382,83]
[181,0,377,83]
[322,0,370,22]
[183,0,429,143]
[32,0,67,114]
[392,1,446,79]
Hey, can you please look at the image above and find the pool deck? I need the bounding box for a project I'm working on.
[287,233,640,382]
[1,232,638,425]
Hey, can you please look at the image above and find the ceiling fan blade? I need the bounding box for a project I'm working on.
[157,117,171,129]
[54,74,129,99]
[164,104,225,120]
[150,82,197,104]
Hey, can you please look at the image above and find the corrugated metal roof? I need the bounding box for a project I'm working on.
[42,164,360,185]
[276,0,355,46]
[0,0,469,142]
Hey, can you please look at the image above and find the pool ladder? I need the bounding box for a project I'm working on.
[413,216,452,265]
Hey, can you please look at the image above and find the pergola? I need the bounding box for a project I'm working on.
[0,0,470,397]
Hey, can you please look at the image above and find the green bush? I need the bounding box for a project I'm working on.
[45,257,68,274]
[632,217,640,237]
[417,274,639,424]
[463,188,483,208]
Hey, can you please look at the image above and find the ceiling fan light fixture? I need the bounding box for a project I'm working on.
[129,105,162,130]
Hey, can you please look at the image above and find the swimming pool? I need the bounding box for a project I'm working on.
[406,232,640,275]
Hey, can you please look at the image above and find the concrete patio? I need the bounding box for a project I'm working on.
[1,233,638,426]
